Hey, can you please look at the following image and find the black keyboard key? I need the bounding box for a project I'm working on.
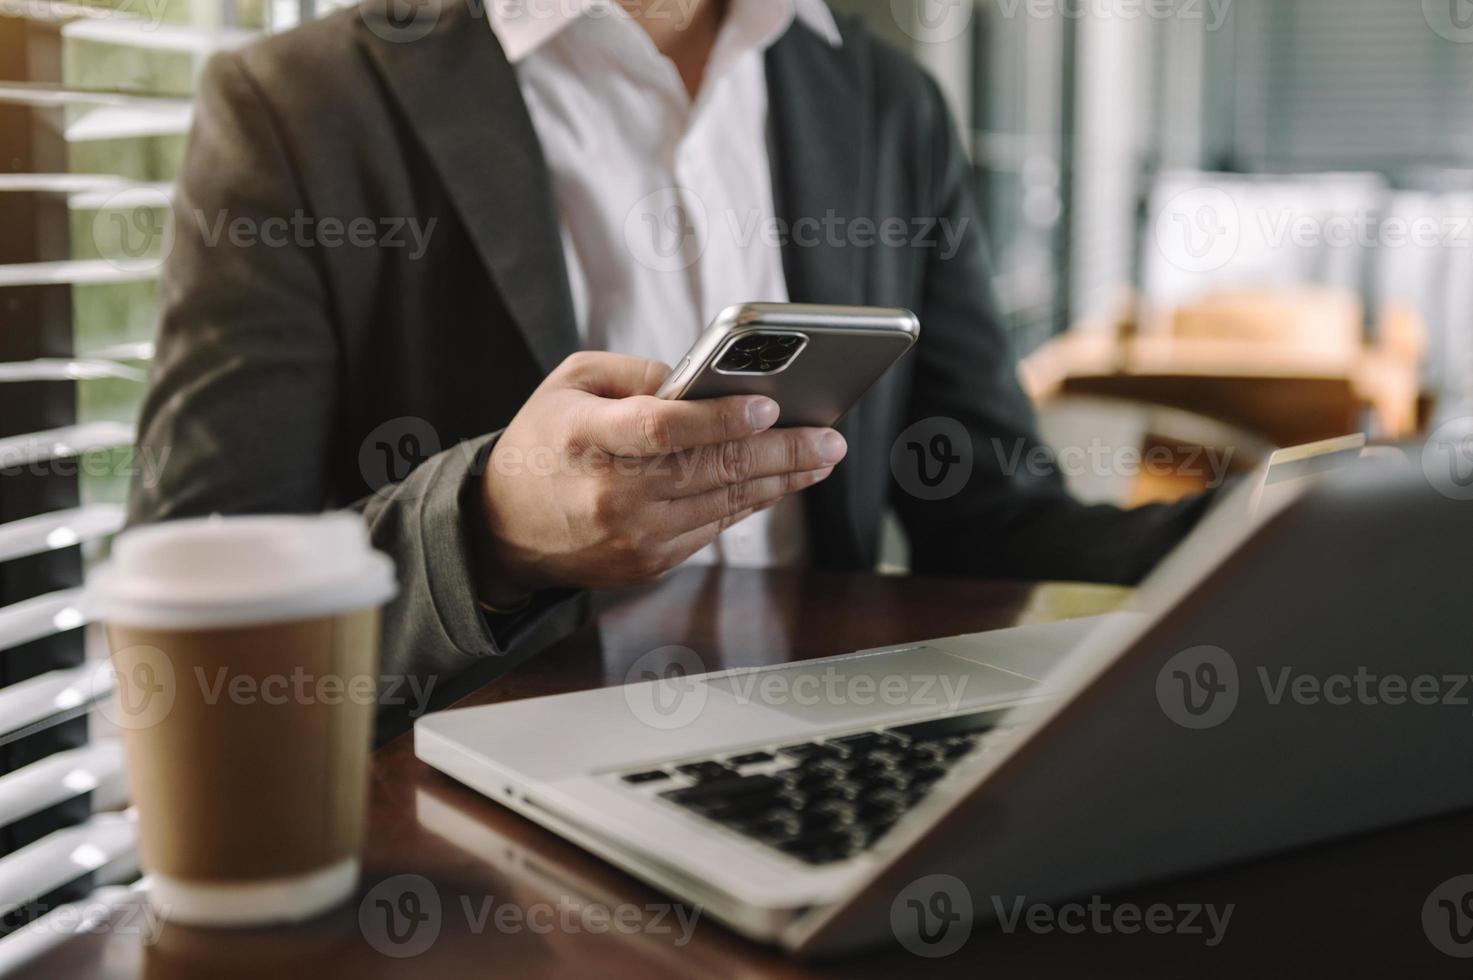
[703,798,786,824]
[786,810,847,835]
[776,766,833,790]
[828,763,893,788]
[912,763,949,782]
[728,751,775,766]
[778,780,859,810]
[621,769,671,784]
[827,732,900,754]
[777,742,841,761]
[906,742,947,761]
[811,756,862,777]
[661,774,781,806]
[939,741,977,760]
[907,781,940,804]
[639,724,983,865]
[854,770,908,793]
[744,815,803,844]
[863,771,911,793]
[813,798,859,820]
[675,761,736,782]
[778,829,865,864]
[866,748,907,767]
[888,711,1000,742]
[854,801,903,826]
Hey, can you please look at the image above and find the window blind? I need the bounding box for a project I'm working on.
[1214,0,1473,175]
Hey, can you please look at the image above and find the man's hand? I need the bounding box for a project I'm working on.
[473,351,846,603]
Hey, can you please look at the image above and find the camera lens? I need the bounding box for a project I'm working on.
[717,348,756,371]
[716,332,804,373]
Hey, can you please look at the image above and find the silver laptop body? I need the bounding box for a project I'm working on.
[417,450,1473,956]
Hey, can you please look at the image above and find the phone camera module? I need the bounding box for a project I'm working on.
[715,332,806,374]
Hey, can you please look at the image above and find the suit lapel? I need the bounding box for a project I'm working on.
[357,0,579,375]
[766,24,874,569]
[765,22,870,309]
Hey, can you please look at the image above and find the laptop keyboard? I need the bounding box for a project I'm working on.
[617,710,1008,866]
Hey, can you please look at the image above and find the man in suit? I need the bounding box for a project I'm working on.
[129,0,1212,693]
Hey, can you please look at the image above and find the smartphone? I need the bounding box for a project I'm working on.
[656,303,920,428]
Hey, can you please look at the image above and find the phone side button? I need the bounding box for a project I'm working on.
[658,358,690,399]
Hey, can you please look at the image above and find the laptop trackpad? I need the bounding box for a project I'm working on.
[703,646,1037,728]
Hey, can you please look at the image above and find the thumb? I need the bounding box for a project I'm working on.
[553,351,671,399]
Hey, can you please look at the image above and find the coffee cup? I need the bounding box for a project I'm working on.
[86,514,396,927]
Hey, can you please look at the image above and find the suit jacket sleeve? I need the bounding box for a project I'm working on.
[892,77,1215,586]
[127,51,581,688]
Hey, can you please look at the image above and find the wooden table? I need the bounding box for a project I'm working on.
[22,569,1473,977]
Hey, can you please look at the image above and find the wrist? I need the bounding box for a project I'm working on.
[471,467,544,607]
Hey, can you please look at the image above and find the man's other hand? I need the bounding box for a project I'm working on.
[473,351,846,603]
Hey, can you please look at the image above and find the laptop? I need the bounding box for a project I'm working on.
[416,442,1473,955]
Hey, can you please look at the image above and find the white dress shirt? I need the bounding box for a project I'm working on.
[488,0,842,568]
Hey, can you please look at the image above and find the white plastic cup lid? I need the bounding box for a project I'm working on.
[86,513,398,630]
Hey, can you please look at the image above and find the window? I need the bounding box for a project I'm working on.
[0,0,302,947]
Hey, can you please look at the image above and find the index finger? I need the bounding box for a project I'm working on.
[553,351,670,398]
[579,394,781,457]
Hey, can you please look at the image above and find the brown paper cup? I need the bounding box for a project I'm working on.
[88,515,397,928]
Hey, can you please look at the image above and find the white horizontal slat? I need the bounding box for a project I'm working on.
[83,341,154,362]
[0,359,146,383]
[0,258,158,287]
[67,180,174,210]
[0,588,89,654]
[63,17,258,53]
[66,104,193,142]
[0,422,136,468]
[0,664,112,744]
[0,0,140,24]
[0,173,135,194]
[0,812,137,915]
[0,882,145,976]
[0,82,189,112]
[0,504,125,564]
[0,741,126,830]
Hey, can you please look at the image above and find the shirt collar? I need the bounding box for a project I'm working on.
[489,0,842,64]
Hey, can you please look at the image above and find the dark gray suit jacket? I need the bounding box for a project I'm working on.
[129,0,1212,689]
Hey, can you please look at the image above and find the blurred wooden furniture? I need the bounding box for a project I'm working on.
[1033,396,1275,506]
[1021,287,1426,448]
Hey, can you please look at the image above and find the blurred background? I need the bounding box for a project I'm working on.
[0,0,1469,945]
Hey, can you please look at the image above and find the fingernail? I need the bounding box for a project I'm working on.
[747,398,780,430]
[820,431,847,465]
